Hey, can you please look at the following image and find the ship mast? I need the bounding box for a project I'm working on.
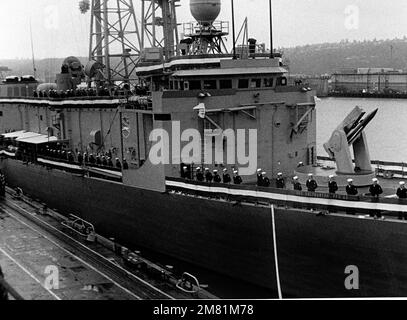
[80,0,179,89]
[141,0,179,59]
[83,0,142,87]
[29,19,37,79]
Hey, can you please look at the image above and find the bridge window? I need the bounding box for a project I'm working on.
[14,87,20,97]
[203,80,217,90]
[154,114,172,121]
[219,79,233,89]
[238,79,249,89]
[277,77,288,86]
[189,80,202,90]
[264,78,274,87]
[250,79,262,88]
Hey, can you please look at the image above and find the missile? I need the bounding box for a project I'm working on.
[344,111,366,135]
[347,108,378,145]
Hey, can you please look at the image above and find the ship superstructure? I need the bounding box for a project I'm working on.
[0,0,317,190]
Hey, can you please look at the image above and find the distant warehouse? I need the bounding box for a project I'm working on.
[331,68,407,95]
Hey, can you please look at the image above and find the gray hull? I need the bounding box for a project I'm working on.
[2,158,407,298]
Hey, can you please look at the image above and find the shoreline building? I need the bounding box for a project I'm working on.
[331,68,407,95]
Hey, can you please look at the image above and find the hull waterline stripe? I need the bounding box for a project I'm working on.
[36,158,123,177]
[37,158,83,170]
[271,205,283,299]
[165,180,407,212]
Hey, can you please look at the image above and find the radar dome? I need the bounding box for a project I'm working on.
[190,0,221,25]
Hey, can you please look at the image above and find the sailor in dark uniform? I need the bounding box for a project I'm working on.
[67,151,74,162]
[306,174,318,192]
[0,265,8,300]
[345,179,358,215]
[205,168,213,183]
[89,154,96,164]
[257,169,263,187]
[276,173,285,189]
[96,155,102,165]
[77,152,83,165]
[328,175,338,194]
[397,181,407,199]
[213,170,222,183]
[181,166,188,179]
[195,167,204,182]
[293,176,302,191]
[185,166,192,180]
[346,179,358,196]
[233,170,243,185]
[369,178,383,198]
[102,156,108,166]
[107,157,114,167]
[123,159,129,170]
[397,181,407,220]
[222,169,231,184]
[261,172,271,187]
[83,152,89,164]
[116,158,122,169]
[369,178,383,219]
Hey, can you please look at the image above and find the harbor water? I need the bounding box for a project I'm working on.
[317,97,407,163]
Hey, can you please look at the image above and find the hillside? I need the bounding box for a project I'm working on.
[281,38,407,75]
[3,37,407,79]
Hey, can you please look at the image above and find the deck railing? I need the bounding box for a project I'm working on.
[317,156,407,179]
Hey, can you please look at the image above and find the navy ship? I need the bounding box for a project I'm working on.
[0,0,406,298]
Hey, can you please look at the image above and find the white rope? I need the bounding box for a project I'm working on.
[271,204,283,299]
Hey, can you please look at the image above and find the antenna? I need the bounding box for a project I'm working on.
[231,0,237,59]
[269,0,274,58]
[29,19,37,79]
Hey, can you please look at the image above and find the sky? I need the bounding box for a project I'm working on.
[0,0,407,59]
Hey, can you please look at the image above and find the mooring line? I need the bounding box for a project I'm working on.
[271,204,283,299]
